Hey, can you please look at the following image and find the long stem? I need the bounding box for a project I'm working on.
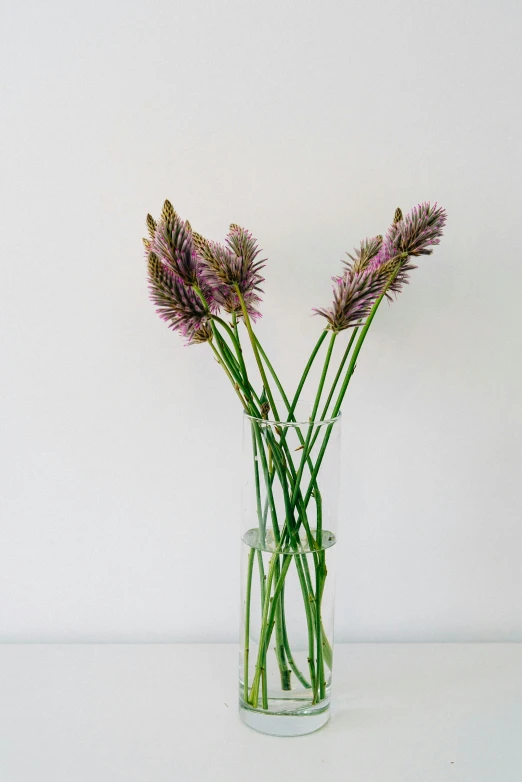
[208,295,341,708]
[209,340,247,409]
[313,551,327,703]
[214,311,300,693]
[303,262,404,509]
[288,331,328,420]
[254,335,325,609]
[249,549,280,707]
[247,330,335,700]
[236,290,315,689]
[254,331,327,422]
[274,557,291,690]
[213,314,252,392]
[254,330,325,521]
[235,286,280,420]
[308,326,359,453]
[281,577,312,689]
[252,428,293,690]
[250,427,319,699]
[209,326,304,698]
[243,547,255,702]
[289,331,337,513]
[267,268,401,700]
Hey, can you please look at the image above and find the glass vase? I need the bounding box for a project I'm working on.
[239,402,341,736]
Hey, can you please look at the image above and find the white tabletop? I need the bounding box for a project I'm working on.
[0,643,521,781]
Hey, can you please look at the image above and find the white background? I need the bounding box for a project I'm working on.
[1,0,521,643]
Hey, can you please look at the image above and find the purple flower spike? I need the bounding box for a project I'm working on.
[391,202,447,257]
[147,252,212,345]
[313,265,392,333]
[225,224,266,296]
[210,286,263,321]
[370,202,447,296]
[343,235,384,274]
[315,201,447,328]
[150,213,199,287]
[197,224,265,318]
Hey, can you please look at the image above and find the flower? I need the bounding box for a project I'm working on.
[390,202,447,257]
[210,287,263,321]
[313,262,396,333]
[197,225,265,319]
[147,252,212,345]
[343,235,383,274]
[192,232,260,319]
[226,224,265,293]
[149,213,199,287]
[369,202,447,296]
[190,322,214,345]
[314,200,447,331]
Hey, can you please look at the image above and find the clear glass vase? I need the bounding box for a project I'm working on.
[239,402,341,736]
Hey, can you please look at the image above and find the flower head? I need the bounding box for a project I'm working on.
[369,202,447,296]
[315,201,446,329]
[190,322,214,345]
[197,224,265,319]
[226,224,265,292]
[386,202,447,258]
[313,263,396,333]
[210,286,263,321]
[147,251,212,345]
[344,235,383,274]
[149,211,199,287]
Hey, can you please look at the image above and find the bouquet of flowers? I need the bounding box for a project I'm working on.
[143,200,446,735]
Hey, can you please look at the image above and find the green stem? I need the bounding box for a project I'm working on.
[209,340,247,409]
[281,577,312,689]
[248,331,335,700]
[253,333,324,550]
[313,551,327,703]
[289,331,337,512]
[308,326,359,453]
[250,432,319,699]
[217,311,299,693]
[257,552,266,604]
[303,261,404,509]
[287,331,328,420]
[264,554,316,688]
[235,287,280,421]
[249,549,280,707]
[251,421,266,543]
[274,557,291,690]
[208,295,343,708]
[243,547,255,702]
[213,315,250,384]
[252,428,292,689]
[254,336,325,612]
[254,261,401,703]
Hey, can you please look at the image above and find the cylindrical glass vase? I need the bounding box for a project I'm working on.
[239,402,341,736]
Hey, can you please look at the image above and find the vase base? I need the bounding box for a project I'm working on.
[239,702,330,737]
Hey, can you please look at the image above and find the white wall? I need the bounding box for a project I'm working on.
[1,0,521,642]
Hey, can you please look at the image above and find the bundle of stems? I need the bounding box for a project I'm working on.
[143,200,447,708]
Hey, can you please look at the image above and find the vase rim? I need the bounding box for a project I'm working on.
[243,408,342,428]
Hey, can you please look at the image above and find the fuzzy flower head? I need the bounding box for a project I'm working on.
[391,202,447,257]
[315,201,446,330]
[313,263,396,333]
[148,201,199,287]
[192,233,260,318]
[344,235,383,274]
[339,202,447,299]
[197,224,265,315]
[147,251,212,345]
[369,202,447,296]
[211,287,263,321]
